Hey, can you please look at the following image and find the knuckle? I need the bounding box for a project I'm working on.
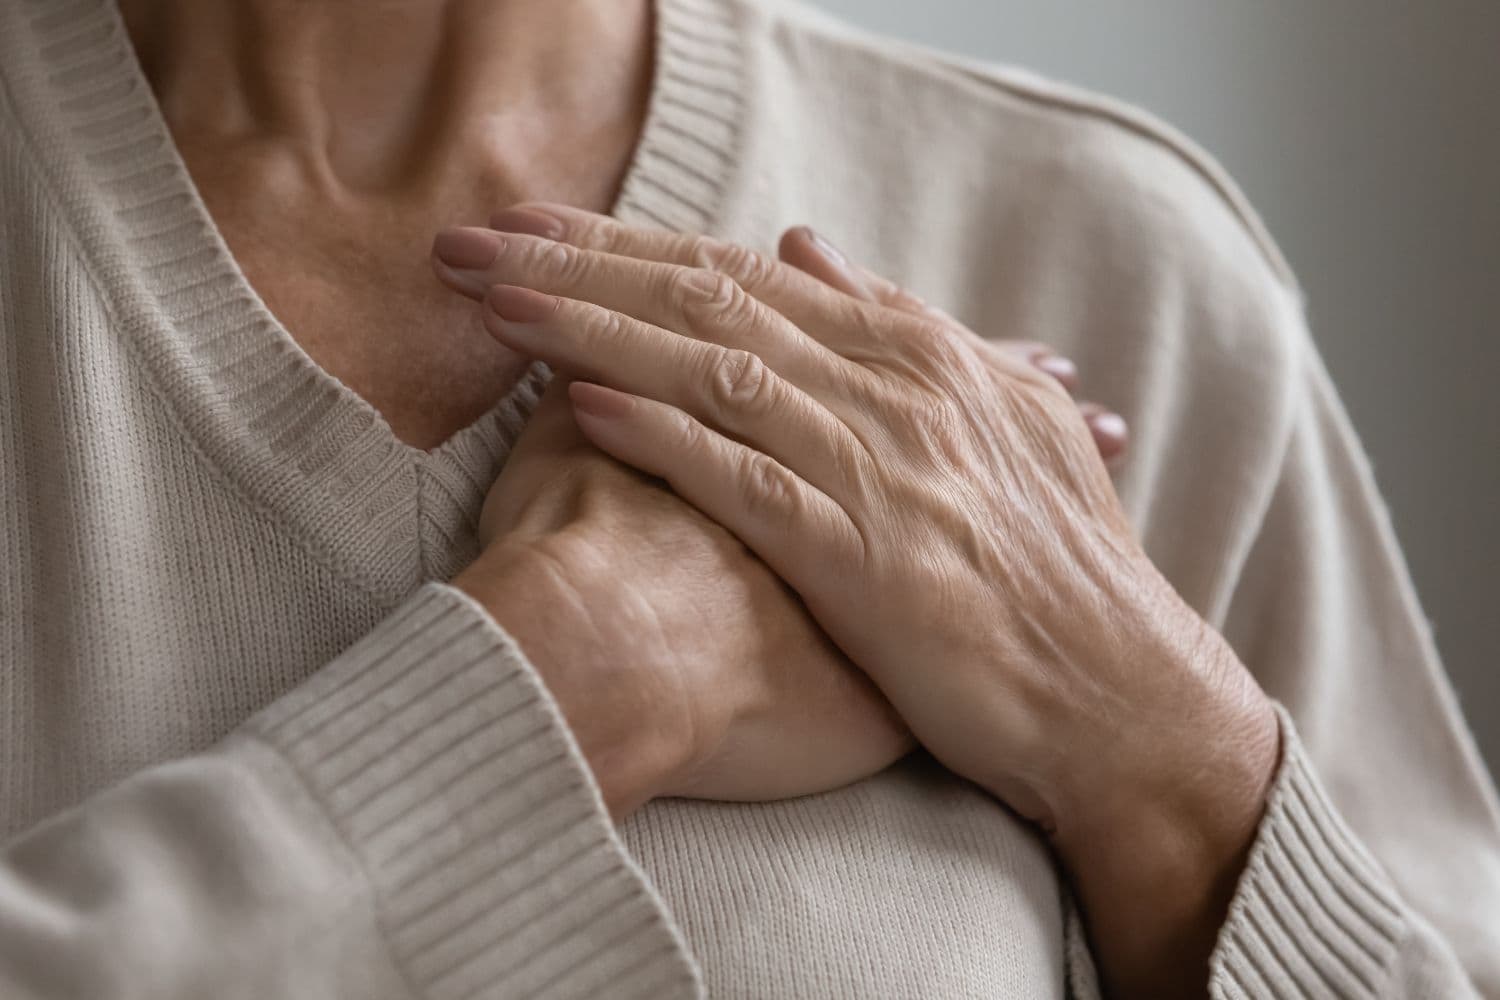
[903,315,957,354]
[689,236,775,288]
[707,349,774,413]
[568,213,614,250]
[671,407,708,455]
[582,304,626,342]
[917,400,972,467]
[741,450,798,517]
[830,297,890,347]
[909,318,980,377]
[675,267,760,336]
[671,265,738,310]
[879,281,929,315]
[532,238,587,285]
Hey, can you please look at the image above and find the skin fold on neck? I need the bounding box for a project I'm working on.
[116,0,654,450]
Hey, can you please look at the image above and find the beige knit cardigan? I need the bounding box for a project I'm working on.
[1,0,1497,996]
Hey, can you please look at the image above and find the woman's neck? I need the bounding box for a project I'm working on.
[117,0,654,201]
[112,0,657,452]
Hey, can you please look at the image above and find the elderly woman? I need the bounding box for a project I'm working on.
[1,0,1495,997]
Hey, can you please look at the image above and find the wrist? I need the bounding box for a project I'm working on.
[1050,632,1280,857]
[452,542,692,821]
[1047,607,1282,996]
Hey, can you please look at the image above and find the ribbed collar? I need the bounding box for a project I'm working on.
[7,0,749,600]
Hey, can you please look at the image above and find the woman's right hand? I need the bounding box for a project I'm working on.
[453,378,913,819]
[438,222,1126,823]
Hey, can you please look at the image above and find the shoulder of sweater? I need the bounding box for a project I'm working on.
[741,0,1304,302]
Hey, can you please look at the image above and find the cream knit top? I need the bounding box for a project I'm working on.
[1,0,1497,996]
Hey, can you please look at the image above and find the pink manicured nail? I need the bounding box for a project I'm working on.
[798,225,880,300]
[803,227,849,267]
[486,284,557,323]
[490,206,565,240]
[1087,410,1129,453]
[570,381,635,420]
[1090,411,1128,440]
[1033,352,1078,386]
[433,228,503,268]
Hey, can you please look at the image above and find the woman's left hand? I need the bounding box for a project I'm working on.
[434,206,1281,997]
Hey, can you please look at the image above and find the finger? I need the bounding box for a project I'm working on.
[981,341,1125,461]
[777,226,954,326]
[433,226,847,389]
[502,207,902,332]
[775,225,878,302]
[1078,401,1129,462]
[1030,351,1080,392]
[501,206,904,340]
[481,284,866,501]
[566,380,862,596]
[779,227,976,359]
[501,374,599,466]
[474,375,597,546]
[981,341,1080,393]
[506,373,572,445]
[486,204,897,352]
[492,203,691,263]
[780,230,1079,403]
[775,229,1092,403]
[484,208,1063,398]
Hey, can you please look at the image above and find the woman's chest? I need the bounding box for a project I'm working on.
[621,754,1070,998]
[233,240,532,452]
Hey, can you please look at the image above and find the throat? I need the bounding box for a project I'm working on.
[179,135,631,451]
[120,0,656,450]
[226,197,537,452]
[118,0,655,193]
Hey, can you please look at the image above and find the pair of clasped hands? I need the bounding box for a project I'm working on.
[435,204,1280,993]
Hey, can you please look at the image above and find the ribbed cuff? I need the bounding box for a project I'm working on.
[1210,706,1407,999]
[247,583,701,1000]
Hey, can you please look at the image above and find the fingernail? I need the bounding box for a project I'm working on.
[1088,410,1128,442]
[803,226,849,267]
[570,381,635,420]
[801,226,879,300]
[487,284,557,324]
[1033,353,1078,384]
[434,228,503,269]
[490,206,565,240]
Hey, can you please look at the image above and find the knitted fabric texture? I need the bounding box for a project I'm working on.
[1,0,1497,996]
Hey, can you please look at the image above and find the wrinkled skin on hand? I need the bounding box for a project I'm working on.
[437,205,1280,998]
[457,378,911,817]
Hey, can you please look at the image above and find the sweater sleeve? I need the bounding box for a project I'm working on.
[1214,319,1500,995]
[1063,709,1481,1000]
[1062,306,1500,999]
[1207,707,1478,999]
[0,582,701,1000]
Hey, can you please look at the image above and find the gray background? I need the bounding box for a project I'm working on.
[806,0,1500,772]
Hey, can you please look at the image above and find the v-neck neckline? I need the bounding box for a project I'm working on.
[18,0,749,598]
